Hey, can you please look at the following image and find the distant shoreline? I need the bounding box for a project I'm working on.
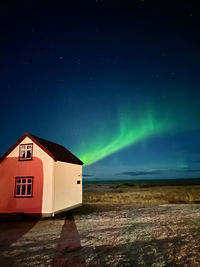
[83,178,200,187]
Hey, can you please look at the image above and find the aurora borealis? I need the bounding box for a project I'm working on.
[1,1,200,180]
[75,90,200,171]
[76,103,176,165]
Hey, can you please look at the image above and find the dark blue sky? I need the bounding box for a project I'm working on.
[1,1,200,180]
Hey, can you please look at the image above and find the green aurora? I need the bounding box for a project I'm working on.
[76,104,177,165]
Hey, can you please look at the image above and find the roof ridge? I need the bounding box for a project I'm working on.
[30,134,65,147]
[30,134,83,165]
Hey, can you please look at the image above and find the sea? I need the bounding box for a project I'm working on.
[83,178,200,187]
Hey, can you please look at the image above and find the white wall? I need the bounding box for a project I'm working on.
[54,161,82,213]
[7,136,54,214]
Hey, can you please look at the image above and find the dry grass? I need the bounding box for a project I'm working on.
[83,183,200,205]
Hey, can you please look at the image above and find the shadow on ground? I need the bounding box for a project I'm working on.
[51,211,85,267]
[0,215,39,266]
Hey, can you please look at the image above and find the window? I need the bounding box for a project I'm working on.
[77,180,81,184]
[15,177,33,197]
[19,144,33,160]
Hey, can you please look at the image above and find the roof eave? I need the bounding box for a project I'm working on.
[0,133,56,163]
[0,133,84,165]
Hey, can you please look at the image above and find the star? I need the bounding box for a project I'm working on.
[77,59,81,65]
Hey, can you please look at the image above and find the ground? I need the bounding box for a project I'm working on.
[0,203,200,266]
[83,183,200,205]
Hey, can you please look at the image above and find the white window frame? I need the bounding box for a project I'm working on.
[19,143,33,160]
[15,177,33,197]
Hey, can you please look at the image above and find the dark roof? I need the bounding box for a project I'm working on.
[0,133,84,165]
[30,134,83,165]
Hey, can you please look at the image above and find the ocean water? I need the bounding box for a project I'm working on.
[83,178,200,186]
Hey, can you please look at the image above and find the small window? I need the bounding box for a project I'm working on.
[15,177,33,197]
[77,180,81,184]
[19,144,33,160]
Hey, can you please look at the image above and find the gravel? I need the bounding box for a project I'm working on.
[0,204,200,266]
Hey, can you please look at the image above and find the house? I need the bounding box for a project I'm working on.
[0,133,84,217]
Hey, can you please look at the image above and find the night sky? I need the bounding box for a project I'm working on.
[1,1,200,180]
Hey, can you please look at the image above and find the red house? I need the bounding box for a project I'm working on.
[0,133,83,217]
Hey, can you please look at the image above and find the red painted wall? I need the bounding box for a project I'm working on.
[0,157,43,214]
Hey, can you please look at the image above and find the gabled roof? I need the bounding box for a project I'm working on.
[0,133,84,165]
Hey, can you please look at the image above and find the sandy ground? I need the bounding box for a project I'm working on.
[0,204,200,266]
